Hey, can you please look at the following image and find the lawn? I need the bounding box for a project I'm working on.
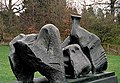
[0,45,41,83]
[0,45,120,83]
[107,54,120,83]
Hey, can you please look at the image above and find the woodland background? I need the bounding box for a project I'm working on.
[0,0,120,55]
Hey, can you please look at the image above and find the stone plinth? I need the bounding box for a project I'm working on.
[30,72,118,83]
[67,72,118,83]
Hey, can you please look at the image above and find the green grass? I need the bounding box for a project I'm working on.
[0,45,16,83]
[107,54,120,83]
[0,45,41,83]
[0,45,120,83]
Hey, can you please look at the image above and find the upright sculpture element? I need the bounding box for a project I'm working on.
[63,44,91,78]
[9,24,66,83]
[62,15,107,73]
[9,15,108,83]
[9,34,37,82]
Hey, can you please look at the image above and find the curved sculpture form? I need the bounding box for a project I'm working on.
[62,15,107,73]
[9,24,66,83]
[63,44,91,78]
[9,15,108,83]
[9,34,37,82]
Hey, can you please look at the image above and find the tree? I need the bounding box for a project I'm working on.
[80,6,95,29]
[67,0,120,44]
[80,6,120,44]
[20,0,67,34]
[0,0,24,42]
[117,13,120,24]
[0,13,5,42]
[110,0,117,15]
[97,8,104,18]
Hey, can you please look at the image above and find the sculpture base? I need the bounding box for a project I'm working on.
[15,72,118,83]
[67,72,118,83]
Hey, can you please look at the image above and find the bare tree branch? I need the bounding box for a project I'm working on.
[11,0,21,7]
[115,6,120,8]
[90,0,103,2]
[14,2,23,7]
[82,2,110,7]
[4,0,9,10]
[0,2,6,7]
[13,6,24,13]
[3,0,24,14]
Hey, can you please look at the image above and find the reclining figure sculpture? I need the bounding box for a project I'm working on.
[62,15,107,74]
[9,15,107,83]
[9,24,66,83]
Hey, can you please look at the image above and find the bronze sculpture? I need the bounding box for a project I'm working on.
[9,15,108,83]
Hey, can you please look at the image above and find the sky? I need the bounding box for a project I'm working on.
[4,0,119,15]
[66,0,110,14]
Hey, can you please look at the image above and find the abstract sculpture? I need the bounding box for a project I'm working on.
[9,15,107,83]
[63,44,91,78]
[62,15,107,74]
[9,24,66,83]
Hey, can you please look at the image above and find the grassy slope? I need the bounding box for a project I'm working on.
[0,45,120,83]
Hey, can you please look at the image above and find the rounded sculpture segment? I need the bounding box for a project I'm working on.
[9,15,109,83]
[9,34,25,67]
[9,24,66,83]
[63,44,91,78]
[29,24,66,83]
[30,24,65,73]
[62,15,107,74]
[9,34,38,82]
